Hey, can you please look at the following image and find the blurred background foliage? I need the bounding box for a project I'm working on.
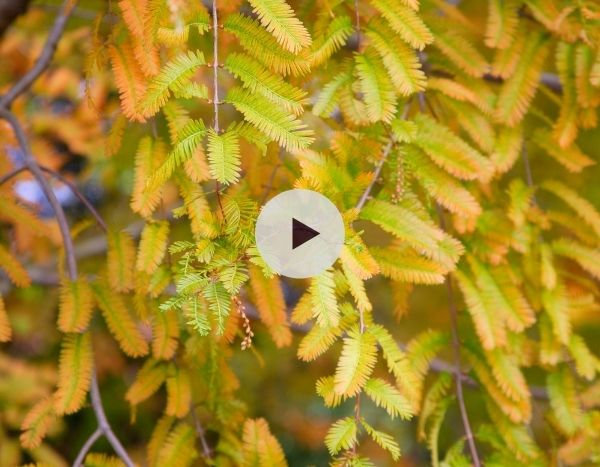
[0,0,600,466]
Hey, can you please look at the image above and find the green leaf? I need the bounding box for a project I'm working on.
[203,280,231,334]
[334,327,378,396]
[142,50,206,116]
[309,270,340,328]
[547,366,582,436]
[355,52,396,123]
[552,239,600,280]
[150,120,207,187]
[404,146,482,218]
[225,53,308,115]
[224,14,310,76]
[413,114,494,182]
[207,129,242,184]
[372,246,447,284]
[325,417,357,455]
[364,378,414,419]
[360,199,463,268]
[136,221,170,275]
[370,0,433,50]
[310,15,353,66]
[312,69,353,116]
[360,418,401,461]
[366,18,426,95]
[227,87,314,150]
[248,0,311,53]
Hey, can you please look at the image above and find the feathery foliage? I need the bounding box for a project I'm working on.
[54,333,93,414]
[2,0,600,465]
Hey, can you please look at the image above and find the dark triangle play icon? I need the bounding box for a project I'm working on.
[292,218,320,249]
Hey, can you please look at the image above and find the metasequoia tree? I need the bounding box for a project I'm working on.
[0,0,599,465]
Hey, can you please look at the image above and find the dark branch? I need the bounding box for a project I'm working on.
[89,370,135,467]
[191,406,213,459]
[355,103,411,211]
[0,0,75,107]
[0,108,78,280]
[437,205,482,467]
[72,427,102,467]
[0,2,134,464]
[211,0,225,220]
[0,166,27,186]
[40,166,108,232]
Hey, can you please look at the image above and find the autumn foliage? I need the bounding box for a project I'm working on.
[1,0,600,466]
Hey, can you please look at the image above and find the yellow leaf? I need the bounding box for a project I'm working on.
[54,333,93,415]
[58,277,94,333]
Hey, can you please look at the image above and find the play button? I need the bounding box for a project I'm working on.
[292,218,320,249]
[255,189,345,279]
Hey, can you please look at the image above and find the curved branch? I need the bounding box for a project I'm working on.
[72,427,102,467]
[443,267,482,467]
[355,103,411,211]
[191,405,213,459]
[0,3,133,463]
[40,166,108,232]
[0,108,78,280]
[0,166,27,186]
[89,370,135,467]
[0,107,135,467]
[0,0,75,107]
[0,165,106,231]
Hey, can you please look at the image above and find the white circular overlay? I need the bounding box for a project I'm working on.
[255,189,345,279]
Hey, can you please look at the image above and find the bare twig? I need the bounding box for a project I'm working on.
[0,164,106,231]
[353,0,361,49]
[40,166,108,232]
[417,91,481,463]
[89,370,134,467]
[355,103,411,211]
[0,2,134,464]
[355,139,394,211]
[0,109,78,279]
[211,0,225,219]
[0,0,75,107]
[0,108,135,467]
[72,427,102,467]
[437,206,482,467]
[260,149,284,204]
[0,166,27,186]
[191,406,213,459]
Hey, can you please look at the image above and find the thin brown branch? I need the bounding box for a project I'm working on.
[354,0,361,50]
[1,165,106,231]
[72,427,102,467]
[0,166,27,186]
[355,103,411,211]
[0,108,78,280]
[211,0,225,220]
[0,108,135,467]
[437,205,482,467]
[0,0,76,107]
[191,405,213,459]
[89,370,135,467]
[260,149,284,204]
[355,139,394,211]
[0,2,134,463]
[40,166,108,232]
[418,90,481,462]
